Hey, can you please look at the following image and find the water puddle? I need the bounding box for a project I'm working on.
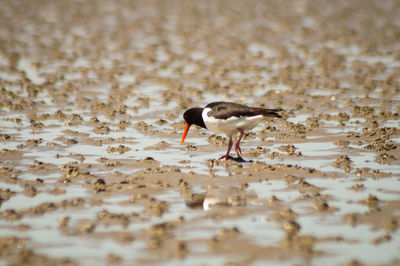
[1,1,399,265]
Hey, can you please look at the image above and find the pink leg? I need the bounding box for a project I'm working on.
[220,136,233,161]
[235,128,245,158]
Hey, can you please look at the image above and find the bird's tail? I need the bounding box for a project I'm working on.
[257,108,283,118]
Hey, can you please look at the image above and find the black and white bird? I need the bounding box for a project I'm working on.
[181,101,282,161]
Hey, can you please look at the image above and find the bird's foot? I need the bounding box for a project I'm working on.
[219,155,249,162]
[232,156,247,162]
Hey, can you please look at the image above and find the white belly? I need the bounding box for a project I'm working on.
[202,108,265,137]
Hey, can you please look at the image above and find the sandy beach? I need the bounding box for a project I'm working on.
[0,0,399,265]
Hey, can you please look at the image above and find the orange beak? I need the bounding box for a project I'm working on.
[181,123,191,144]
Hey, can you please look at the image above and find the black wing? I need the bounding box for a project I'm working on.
[205,102,281,120]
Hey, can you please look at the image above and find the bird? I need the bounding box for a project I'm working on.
[181,101,282,161]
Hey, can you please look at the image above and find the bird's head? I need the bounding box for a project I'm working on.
[181,107,205,144]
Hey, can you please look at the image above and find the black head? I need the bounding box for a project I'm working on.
[181,107,206,144]
[183,108,206,128]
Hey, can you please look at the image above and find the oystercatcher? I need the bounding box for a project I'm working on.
[181,101,282,161]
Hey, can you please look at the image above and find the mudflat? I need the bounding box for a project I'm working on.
[0,0,399,265]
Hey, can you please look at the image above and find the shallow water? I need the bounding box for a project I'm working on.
[1,0,400,265]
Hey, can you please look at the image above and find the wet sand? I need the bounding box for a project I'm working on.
[0,0,400,265]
